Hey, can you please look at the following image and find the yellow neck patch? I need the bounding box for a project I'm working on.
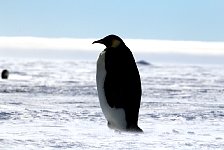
[111,39,121,48]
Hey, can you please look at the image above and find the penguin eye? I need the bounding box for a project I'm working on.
[111,39,121,48]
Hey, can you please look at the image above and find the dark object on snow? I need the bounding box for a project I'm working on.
[136,60,151,66]
[1,69,9,79]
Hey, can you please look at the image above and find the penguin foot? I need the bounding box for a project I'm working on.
[127,125,143,133]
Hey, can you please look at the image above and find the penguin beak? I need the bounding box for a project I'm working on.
[92,39,103,44]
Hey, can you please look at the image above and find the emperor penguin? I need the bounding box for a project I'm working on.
[93,35,143,132]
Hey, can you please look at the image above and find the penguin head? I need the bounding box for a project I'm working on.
[92,34,124,48]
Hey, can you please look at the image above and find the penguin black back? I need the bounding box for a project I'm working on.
[104,44,142,131]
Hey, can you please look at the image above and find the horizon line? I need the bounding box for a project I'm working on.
[0,36,224,56]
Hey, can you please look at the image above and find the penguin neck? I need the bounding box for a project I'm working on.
[111,39,121,48]
[104,42,126,52]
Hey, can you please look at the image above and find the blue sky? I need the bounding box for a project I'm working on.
[1,1,224,64]
[0,0,224,41]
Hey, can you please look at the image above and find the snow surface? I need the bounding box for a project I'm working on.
[0,58,224,150]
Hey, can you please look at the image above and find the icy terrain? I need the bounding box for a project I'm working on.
[0,58,224,149]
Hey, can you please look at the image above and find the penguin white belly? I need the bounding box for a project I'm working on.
[96,51,127,130]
